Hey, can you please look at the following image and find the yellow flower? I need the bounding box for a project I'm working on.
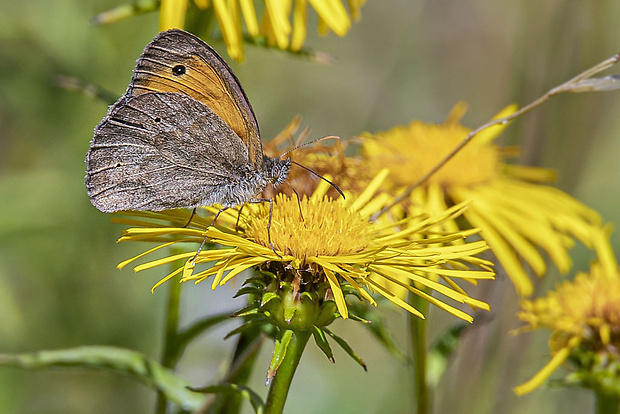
[261,116,364,200]
[514,226,620,395]
[115,171,494,322]
[360,103,602,296]
[159,0,364,61]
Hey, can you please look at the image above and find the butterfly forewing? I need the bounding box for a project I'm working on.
[86,92,252,212]
[121,29,263,170]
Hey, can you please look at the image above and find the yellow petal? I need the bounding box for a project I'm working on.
[308,0,350,36]
[464,208,534,296]
[239,0,260,36]
[514,345,573,395]
[475,104,518,145]
[324,267,348,318]
[264,0,292,49]
[213,0,243,60]
[159,0,188,30]
[291,0,308,51]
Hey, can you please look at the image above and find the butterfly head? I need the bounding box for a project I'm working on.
[263,156,291,188]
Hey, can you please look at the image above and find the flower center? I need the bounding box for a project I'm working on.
[243,195,372,260]
[362,121,500,189]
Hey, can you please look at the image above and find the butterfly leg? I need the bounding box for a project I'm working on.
[249,198,282,258]
[235,204,245,232]
[182,207,197,228]
[190,207,227,264]
[286,182,304,221]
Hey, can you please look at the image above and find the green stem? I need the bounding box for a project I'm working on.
[409,292,430,414]
[206,326,264,414]
[156,248,184,414]
[595,389,620,414]
[264,330,311,414]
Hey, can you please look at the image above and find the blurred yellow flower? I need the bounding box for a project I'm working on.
[115,171,494,322]
[514,226,620,395]
[261,116,363,200]
[360,103,602,296]
[159,0,365,61]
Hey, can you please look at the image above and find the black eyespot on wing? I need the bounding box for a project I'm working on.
[154,117,161,123]
[172,65,186,76]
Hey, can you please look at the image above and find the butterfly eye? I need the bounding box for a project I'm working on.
[172,65,186,76]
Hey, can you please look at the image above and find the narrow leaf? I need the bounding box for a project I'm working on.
[324,328,366,371]
[0,346,205,410]
[267,330,293,384]
[311,327,335,363]
[190,383,265,414]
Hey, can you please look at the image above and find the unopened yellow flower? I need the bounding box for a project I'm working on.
[158,0,364,61]
[361,103,602,296]
[261,116,364,200]
[115,171,494,322]
[514,226,620,395]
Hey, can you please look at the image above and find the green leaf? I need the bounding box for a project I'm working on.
[190,383,265,414]
[324,328,366,371]
[347,314,371,324]
[0,346,205,411]
[260,292,279,307]
[341,284,367,302]
[311,327,335,363]
[242,35,335,64]
[243,275,268,289]
[171,312,230,365]
[427,322,468,386]
[91,0,160,25]
[232,304,261,317]
[233,286,262,298]
[349,303,408,362]
[267,330,293,383]
[224,318,268,340]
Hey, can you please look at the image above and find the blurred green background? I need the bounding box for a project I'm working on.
[1,1,619,413]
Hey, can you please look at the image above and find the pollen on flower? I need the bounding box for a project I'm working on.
[514,243,620,396]
[243,194,372,260]
[519,262,620,350]
[362,121,501,189]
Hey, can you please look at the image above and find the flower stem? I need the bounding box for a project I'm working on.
[155,248,184,414]
[595,389,620,414]
[264,330,311,414]
[409,292,430,414]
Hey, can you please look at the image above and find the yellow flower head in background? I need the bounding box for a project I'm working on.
[94,0,364,60]
[514,227,620,395]
[360,103,602,296]
[261,116,364,200]
[116,171,494,322]
[159,0,365,61]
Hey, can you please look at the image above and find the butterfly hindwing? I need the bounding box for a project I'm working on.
[86,92,253,212]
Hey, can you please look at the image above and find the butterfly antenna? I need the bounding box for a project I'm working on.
[278,135,340,159]
[293,127,311,148]
[290,161,345,200]
[286,182,304,221]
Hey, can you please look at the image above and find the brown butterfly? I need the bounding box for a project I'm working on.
[85,29,290,216]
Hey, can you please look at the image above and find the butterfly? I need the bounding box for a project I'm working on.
[85,29,291,218]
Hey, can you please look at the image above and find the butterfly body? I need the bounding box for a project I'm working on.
[85,29,289,213]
